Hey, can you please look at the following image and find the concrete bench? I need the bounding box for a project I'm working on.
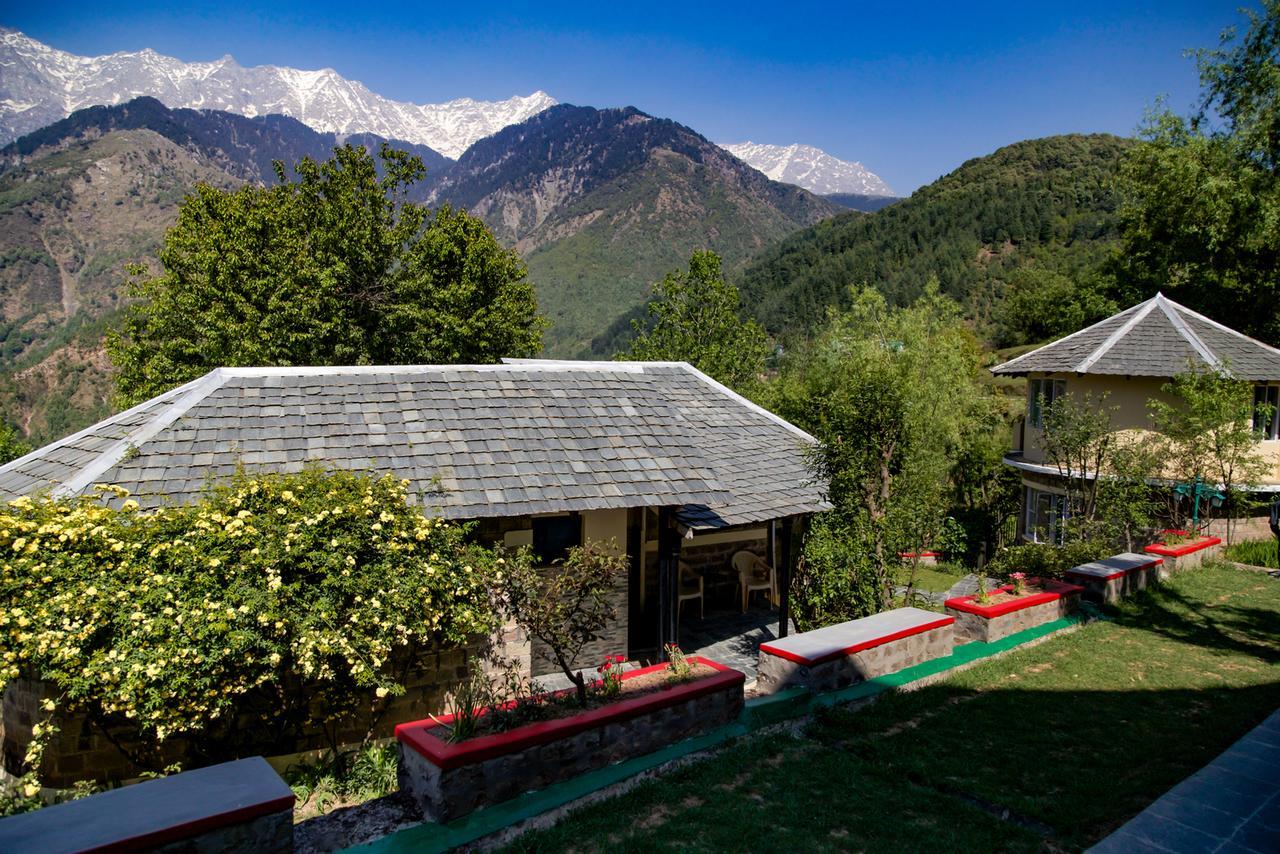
[1065,553,1163,603]
[0,756,294,853]
[756,607,954,695]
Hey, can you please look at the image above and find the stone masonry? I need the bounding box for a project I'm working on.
[946,588,1081,644]
[756,618,955,695]
[397,670,745,822]
[1149,539,1223,578]
[1066,554,1162,604]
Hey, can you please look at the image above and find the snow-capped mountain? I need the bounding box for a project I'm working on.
[0,28,556,157]
[720,141,893,197]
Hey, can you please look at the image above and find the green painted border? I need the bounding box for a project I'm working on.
[347,611,1089,853]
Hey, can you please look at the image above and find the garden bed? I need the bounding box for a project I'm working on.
[394,657,744,821]
[1144,529,1223,574]
[944,578,1083,642]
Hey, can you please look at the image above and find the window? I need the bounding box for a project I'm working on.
[1255,384,1280,440]
[532,514,582,565]
[1027,378,1067,429]
[1024,486,1069,544]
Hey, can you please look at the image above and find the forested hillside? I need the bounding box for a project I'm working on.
[0,130,244,443]
[738,134,1133,342]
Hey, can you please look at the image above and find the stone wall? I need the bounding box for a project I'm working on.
[756,624,955,695]
[1153,540,1224,577]
[397,665,745,822]
[947,591,1080,644]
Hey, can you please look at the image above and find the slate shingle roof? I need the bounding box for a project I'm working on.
[0,361,827,529]
[991,293,1280,380]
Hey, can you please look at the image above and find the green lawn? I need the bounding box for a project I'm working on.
[898,563,964,594]
[505,565,1280,852]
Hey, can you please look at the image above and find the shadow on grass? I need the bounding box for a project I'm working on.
[503,570,1280,853]
[1107,579,1280,665]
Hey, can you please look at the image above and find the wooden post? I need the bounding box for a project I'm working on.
[778,516,794,638]
[656,507,681,659]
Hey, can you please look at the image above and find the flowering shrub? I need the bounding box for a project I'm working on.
[0,467,508,786]
[597,654,625,698]
[1010,572,1027,595]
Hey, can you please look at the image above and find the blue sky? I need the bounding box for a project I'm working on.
[6,1,1254,193]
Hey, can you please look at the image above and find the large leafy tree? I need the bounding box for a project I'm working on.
[770,286,1004,621]
[109,144,544,404]
[1112,2,1280,345]
[625,250,769,392]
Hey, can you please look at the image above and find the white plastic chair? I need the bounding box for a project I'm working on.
[678,560,704,623]
[732,551,776,613]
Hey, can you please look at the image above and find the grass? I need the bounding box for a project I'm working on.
[1225,538,1279,569]
[285,743,399,822]
[898,561,965,594]
[504,564,1280,852]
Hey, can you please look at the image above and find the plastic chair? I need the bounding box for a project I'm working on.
[732,551,776,613]
[678,560,704,622]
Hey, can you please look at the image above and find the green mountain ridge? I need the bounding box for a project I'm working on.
[738,133,1135,341]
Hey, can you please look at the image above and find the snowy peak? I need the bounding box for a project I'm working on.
[0,28,556,157]
[720,141,893,197]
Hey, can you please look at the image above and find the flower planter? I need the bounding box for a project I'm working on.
[899,551,941,565]
[1065,553,1163,603]
[394,657,744,822]
[944,578,1083,643]
[1144,530,1223,575]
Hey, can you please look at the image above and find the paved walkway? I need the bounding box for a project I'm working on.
[1090,708,1280,853]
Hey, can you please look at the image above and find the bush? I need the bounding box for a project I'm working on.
[793,516,879,631]
[0,467,510,786]
[984,541,1109,582]
[1224,538,1279,569]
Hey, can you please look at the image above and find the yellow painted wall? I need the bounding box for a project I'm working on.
[1019,372,1280,486]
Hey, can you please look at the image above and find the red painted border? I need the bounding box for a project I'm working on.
[1064,557,1163,582]
[758,616,955,667]
[899,551,941,558]
[395,656,744,771]
[944,578,1083,619]
[84,795,297,854]
[1144,536,1222,557]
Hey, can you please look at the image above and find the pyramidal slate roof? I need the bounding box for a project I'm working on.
[0,360,827,529]
[991,293,1280,380]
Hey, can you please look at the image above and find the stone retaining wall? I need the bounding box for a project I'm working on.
[1065,556,1162,605]
[946,587,1081,644]
[756,624,954,695]
[396,658,745,822]
[1146,538,1223,577]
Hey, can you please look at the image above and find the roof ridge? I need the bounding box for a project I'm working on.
[1155,293,1221,370]
[0,372,210,483]
[991,299,1151,374]
[1162,295,1280,358]
[1075,295,1161,372]
[52,369,230,498]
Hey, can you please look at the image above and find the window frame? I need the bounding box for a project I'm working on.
[1025,486,1069,545]
[531,513,583,566]
[1254,384,1280,441]
[1028,377,1067,429]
